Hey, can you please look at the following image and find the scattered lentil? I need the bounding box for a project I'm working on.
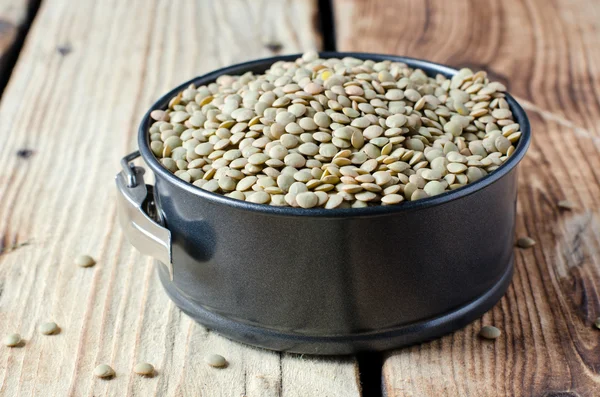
[205,354,227,368]
[94,364,115,378]
[516,236,536,248]
[39,322,60,335]
[150,53,522,208]
[3,333,22,347]
[133,362,155,376]
[75,255,96,268]
[479,325,501,340]
[557,200,576,210]
[594,317,600,330]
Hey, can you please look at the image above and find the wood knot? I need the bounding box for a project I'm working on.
[264,42,283,53]
[56,43,72,56]
[16,148,34,158]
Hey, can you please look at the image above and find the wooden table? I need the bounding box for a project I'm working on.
[0,0,599,395]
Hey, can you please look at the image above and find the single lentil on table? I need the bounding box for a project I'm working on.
[205,354,228,368]
[75,254,96,267]
[557,200,576,210]
[479,325,501,340]
[3,333,22,347]
[516,236,536,248]
[39,322,60,335]
[94,364,115,378]
[149,52,522,209]
[133,362,155,376]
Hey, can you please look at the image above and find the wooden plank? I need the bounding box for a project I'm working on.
[0,0,362,396]
[334,0,600,395]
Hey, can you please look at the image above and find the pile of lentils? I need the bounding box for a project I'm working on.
[148,52,522,209]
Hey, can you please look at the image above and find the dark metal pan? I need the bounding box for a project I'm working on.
[116,52,530,355]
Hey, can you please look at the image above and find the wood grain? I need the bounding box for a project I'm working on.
[334,0,600,395]
[0,0,363,396]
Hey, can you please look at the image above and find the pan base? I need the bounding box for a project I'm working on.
[158,259,513,355]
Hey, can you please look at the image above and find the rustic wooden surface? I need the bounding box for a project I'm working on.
[335,0,600,396]
[2,0,600,395]
[0,0,363,396]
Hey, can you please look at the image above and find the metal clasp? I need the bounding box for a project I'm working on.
[121,150,141,187]
[116,151,173,280]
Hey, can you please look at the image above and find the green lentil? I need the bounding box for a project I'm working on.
[75,255,96,268]
[149,53,521,208]
[3,333,22,347]
[133,362,155,376]
[205,354,227,368]
[479,325,501,340]
[39,322,60,335]
[94,364,115,378]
